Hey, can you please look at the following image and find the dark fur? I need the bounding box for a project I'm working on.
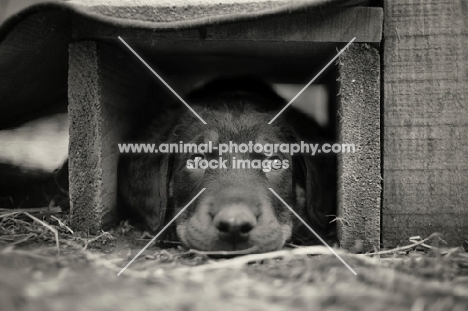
[118,78,335,251]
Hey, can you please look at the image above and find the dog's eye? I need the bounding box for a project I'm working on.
[189,153,205,161]
[268,155,283,172]
[187,153,205,170]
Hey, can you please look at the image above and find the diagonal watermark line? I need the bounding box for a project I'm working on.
[118,36,207,125]
[268,188,357,276]
[117,188,206,276]
[268,37,356,124]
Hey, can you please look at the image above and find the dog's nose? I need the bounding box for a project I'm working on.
[213,204,256,242]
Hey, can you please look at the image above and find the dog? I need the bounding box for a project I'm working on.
[118,78,335,252]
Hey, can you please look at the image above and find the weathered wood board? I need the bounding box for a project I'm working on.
[68,41,154,232]
[73,7,383,43]
[337,43,381,252]
[382,0,468,247]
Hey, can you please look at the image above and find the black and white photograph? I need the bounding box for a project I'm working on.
[0,0,467,310]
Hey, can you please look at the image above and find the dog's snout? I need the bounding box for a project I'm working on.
[213,204,256,242]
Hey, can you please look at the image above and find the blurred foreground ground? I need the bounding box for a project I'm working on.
[1,214,467,311]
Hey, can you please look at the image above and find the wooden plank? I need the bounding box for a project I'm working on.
[205,7,382,42]
[337,43,381,252]
[68,41,156,232]
[382,0,468,247]
[73,7,383,43]
[68,41,104,233]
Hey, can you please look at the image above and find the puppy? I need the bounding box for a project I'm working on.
[118,78,335,252]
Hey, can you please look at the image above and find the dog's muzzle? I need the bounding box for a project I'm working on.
[176,186,291,252]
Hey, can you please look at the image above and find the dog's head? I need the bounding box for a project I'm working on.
[165,100,326,252]
[119,80,331,252]
[169,106,294,252]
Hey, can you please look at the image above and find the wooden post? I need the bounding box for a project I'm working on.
[68,41,151,232]
[382,0,468,247]
[337,43,381,252]
[68,41,104,233]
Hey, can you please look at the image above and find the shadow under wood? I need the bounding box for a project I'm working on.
[0,162,69,210]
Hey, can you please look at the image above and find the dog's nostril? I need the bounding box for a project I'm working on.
[213,204,257,241]
[240,223,254,234]
[217,220,230,233]
[216,220,254,235]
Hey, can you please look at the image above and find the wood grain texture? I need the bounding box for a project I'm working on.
[68,41,154,232]
[383,0,468,247]
[204,7,382,42]
[68,41,103,233]
[337,43,381,252]
[73,7,382,43]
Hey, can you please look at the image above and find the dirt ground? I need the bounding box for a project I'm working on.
[1,212,468,311]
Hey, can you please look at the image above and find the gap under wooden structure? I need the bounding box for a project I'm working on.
[68,5,383,251]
